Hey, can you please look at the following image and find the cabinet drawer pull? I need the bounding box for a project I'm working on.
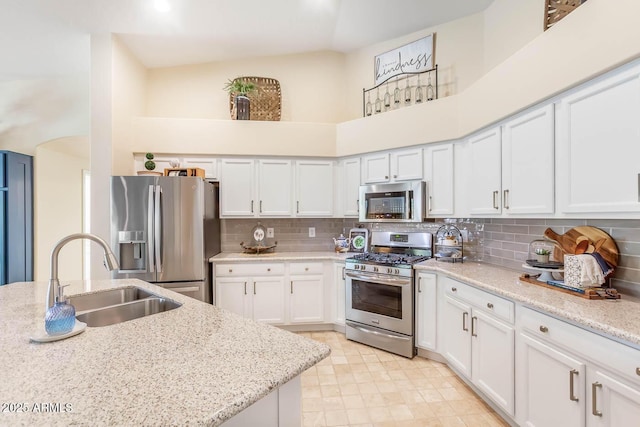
[260,200,263,213]
[492,190,499,209]
[592,382,602,417]
[569,369,579,402]
[503,189,510,210]
[244,282,247,295]
[451,287,457,292]
[297,201,299,214]
[418,277,422,293]
[462,312,469,331]
[251,200,254,213]
[539,325,549,333]
[471,316,478,337]
[290,281,293,294]
[637,367,640,376]
[428,195,432,212]
[253,282,256,295]
[487,302,494,309]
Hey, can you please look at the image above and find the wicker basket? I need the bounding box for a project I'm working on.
[229,76,281,121]
[544,0,585,30]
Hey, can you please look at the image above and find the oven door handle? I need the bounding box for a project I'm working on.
[346,322,411,341]
[345,272,411,287]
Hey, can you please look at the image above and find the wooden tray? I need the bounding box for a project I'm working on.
[519,274,620,300]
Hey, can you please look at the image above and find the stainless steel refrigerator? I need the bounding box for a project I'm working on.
[110,176,220,303]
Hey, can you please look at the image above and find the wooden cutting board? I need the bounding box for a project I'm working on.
[543,226,619,267]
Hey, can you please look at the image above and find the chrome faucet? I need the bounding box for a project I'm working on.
[48,233,119,310]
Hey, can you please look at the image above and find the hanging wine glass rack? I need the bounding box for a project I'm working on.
[362,65,438,117]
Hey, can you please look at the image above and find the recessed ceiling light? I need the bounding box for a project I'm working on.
[154,0,171,13]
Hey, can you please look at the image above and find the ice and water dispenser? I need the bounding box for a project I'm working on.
[117,231,147,272]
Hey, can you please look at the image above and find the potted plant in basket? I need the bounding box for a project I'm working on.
[224,79,257,120]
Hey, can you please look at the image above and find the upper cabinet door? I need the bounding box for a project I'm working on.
[424,143,454,216]
[502,104,555,214]
[556,63,640,214]
[390,148,423,181]
[341,158,361,217]
[220,159,255,217]
[469,127,502,215]
[258,159,292,216]
[361,153,390,184]
[295,160,334,217]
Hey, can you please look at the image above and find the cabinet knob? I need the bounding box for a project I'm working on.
[636,367,640,376]
[451,287,457,292]
[267,268,271,272]
[539,325,549,333]
[305,267,309,271]
[385,175,389,179]
[229,269,232,273]
[393,174,397,178]
[487,302,494,309]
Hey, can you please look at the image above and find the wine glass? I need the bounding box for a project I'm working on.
[415,74,424,104]
[383,83,391,110]
[404,76,412,104]
[426,72,435,101]
[393,78,401,107]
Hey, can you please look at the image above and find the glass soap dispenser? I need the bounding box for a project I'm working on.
[45,284,76,335]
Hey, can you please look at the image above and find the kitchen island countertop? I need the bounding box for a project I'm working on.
[0,279,330,426]
[415,259,640,348]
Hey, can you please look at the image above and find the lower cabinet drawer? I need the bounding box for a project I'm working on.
[289,262,323,275]
[441,276,514,323]
[215,263,285,277]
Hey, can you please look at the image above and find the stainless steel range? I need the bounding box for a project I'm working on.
[345,231,432,358]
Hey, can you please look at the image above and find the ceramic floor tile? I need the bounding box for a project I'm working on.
[300,332,508,427]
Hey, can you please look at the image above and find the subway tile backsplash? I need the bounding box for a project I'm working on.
[220,217,640,297]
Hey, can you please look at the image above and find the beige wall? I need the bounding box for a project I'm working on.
[34,137,90,281]
[483,0,543,73]
[112,36,148,176]
[146,51,347,123]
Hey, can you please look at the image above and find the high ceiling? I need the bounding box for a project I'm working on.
[0,0,494,81]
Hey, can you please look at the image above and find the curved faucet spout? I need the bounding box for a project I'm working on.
[48,233,119,310]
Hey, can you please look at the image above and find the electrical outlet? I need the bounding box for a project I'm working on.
[308,227,316,238]
[267,228,274,238]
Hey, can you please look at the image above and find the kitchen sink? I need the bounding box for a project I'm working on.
[68,286,158,312]
[76,297,182,327]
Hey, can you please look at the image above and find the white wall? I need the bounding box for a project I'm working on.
[34,137,89,281]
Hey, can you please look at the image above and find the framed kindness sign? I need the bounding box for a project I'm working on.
[374,34,434,85]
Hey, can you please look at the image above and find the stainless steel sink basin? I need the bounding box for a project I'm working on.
[76,297,181,327]
[68,286,158,312]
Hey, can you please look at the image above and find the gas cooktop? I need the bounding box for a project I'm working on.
[347,252,430,267]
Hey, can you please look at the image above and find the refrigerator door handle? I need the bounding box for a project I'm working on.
[154,185,163,273]
[147,185,155,273]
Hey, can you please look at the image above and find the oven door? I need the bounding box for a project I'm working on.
[345,271,413,336]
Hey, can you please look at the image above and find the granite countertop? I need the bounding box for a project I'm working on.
[210,251,351,262]
[0,279,330,426]
[415,259,640,348]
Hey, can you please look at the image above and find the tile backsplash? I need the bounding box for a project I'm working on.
[479,218,640,297]
[220,217,640,297]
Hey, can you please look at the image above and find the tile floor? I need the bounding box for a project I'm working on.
[298,331,509,427]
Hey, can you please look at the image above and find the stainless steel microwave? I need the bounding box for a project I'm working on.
[358,181,427,223]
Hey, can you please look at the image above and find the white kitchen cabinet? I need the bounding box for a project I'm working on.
[440,277,515,416]
[333,262,346,326]
[339,157,361,217]
[295,160,334,217]
[182,157,219,179]
[424,143,454,216]
[516,306,640,427]
[469,127,502,215]
[415,272,437,351]
[469,103,554,216]
[361,148,423,184]
[556,62,640,215]
[214,263,286,324]
[220,159,256,216]
[288,262,324,324]
[501,104,555,214]
[220,158,292,217]
[258,159,292,216]
[516,332,586,427]
[587,368,640,427]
